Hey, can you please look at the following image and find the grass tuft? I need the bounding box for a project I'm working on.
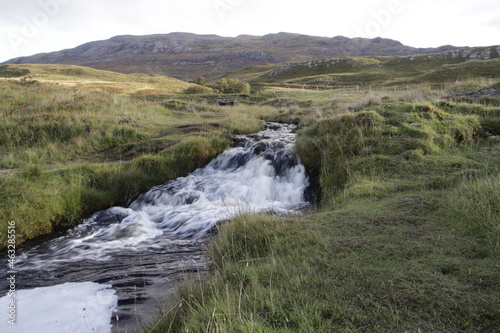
[445,175,500,254]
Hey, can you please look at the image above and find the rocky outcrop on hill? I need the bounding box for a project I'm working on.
[444,87,500,101]
[4,32,464,79]
[264,46,500,81]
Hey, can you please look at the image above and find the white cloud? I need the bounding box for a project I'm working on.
[483,17,500,31]
[1,0,499,61]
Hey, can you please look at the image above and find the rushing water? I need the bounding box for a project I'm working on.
[0,123,309,332]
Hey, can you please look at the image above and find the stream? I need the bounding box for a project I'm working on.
[0,122,310,332]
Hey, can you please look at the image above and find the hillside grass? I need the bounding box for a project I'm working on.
[0,64,194,94]
[145,82,500,332]
[249,46,500,89]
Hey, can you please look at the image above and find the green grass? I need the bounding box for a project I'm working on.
[1,61,499,332]
[144,83,500,332]
[146,191,499,332]
[249,46,500,89]
[398,58,500,85]
[0,64,194,94]
[445,174,500,250]
[0,79,278,249]
[0,65,30,77]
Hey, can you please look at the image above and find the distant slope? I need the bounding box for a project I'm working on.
[3,32,461,80]
[249,46,500,87]
[0,64,193,94]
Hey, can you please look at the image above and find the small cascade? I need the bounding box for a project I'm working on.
[0,122,309,332]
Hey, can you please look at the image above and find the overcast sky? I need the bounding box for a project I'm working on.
[1,0,499,62]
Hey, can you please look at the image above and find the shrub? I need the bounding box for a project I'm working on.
[195,76,207,86]
[162,100,188,110]
[214,78,251,94]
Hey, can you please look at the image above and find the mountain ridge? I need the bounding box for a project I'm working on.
[4,32,464,79]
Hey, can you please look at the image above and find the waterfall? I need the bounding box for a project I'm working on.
[16,122,309,268]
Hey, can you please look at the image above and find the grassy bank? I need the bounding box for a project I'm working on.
[146,85,500,332]
[0,78,272,249]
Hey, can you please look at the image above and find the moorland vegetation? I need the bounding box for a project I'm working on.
[0,50,499,332]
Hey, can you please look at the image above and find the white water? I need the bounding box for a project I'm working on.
[16,123,309,269]
[1,123,309,332]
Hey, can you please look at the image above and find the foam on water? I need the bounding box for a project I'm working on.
[0,282,117,333]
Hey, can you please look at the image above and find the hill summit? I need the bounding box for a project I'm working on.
[4,32,461,79]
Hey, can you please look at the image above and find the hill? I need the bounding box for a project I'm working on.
[225,46,500,88]
[3,32,461,80]
[0,63,193,94]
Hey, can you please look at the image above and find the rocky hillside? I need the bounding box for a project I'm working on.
[255,46,500,85]
[4,32,460,80]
